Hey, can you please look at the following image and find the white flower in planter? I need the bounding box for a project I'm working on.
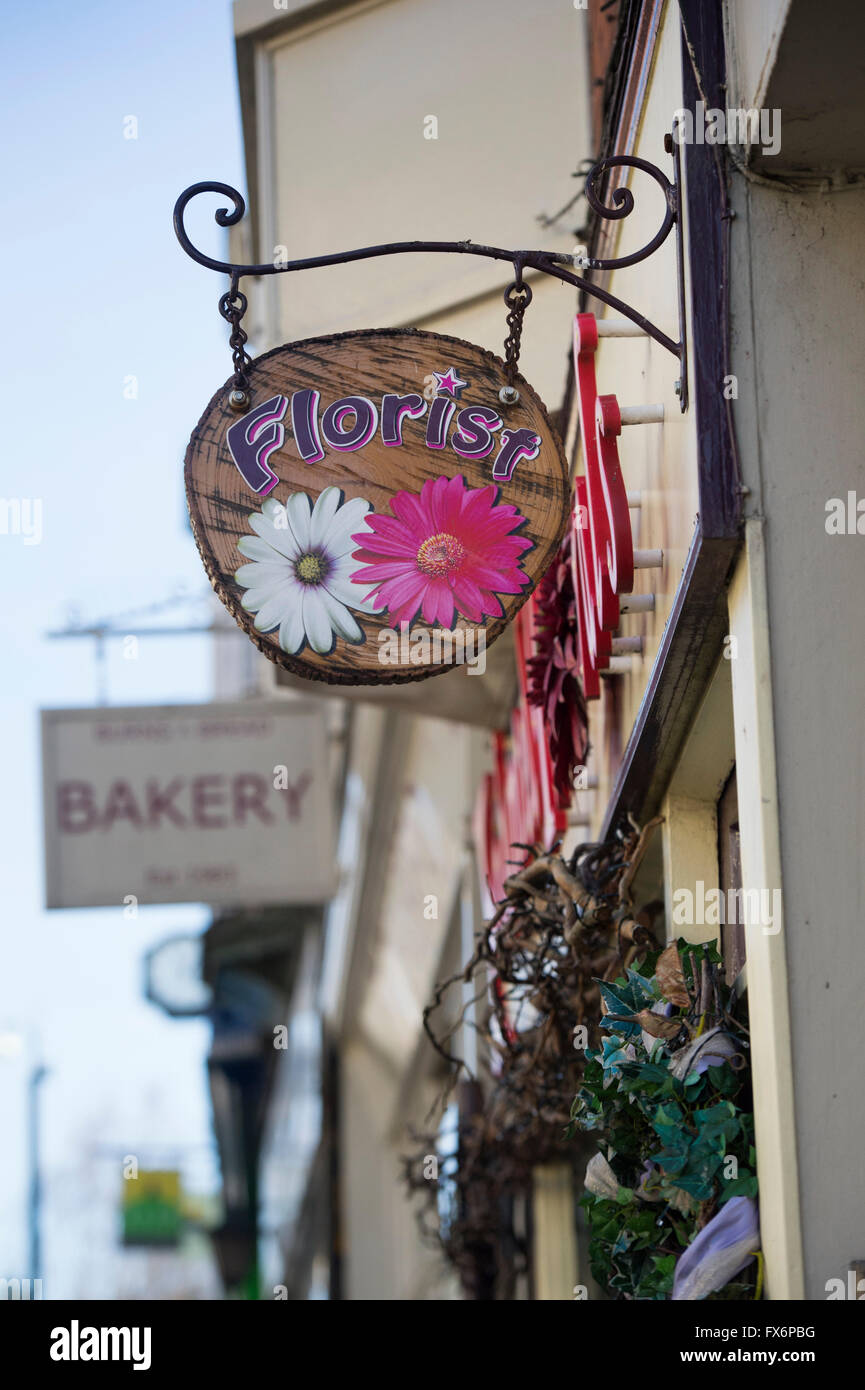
[584,1151,620,1201]
[235,488,382,655]
[672,1196,760,1300]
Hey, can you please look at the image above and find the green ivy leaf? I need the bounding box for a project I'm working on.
[719,1174,759,1201]
[653,1101,684,1127]
[598,980,634,1013]
[625,968,659,1003]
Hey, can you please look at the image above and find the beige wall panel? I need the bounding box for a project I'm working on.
[356,719,484,1072]
[725,0,792,114]
[263,0,588,339]
[730,178,865,1298]
[532,1165,578,1300]
[341,1038,450,1298]
[662,657,735,946]
[727,522,804,1300]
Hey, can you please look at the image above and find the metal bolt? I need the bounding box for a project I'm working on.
[229,388,250,413]
[498,385,520,407]
[673,379,682,398]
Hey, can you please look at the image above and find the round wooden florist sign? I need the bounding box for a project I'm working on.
[185,328,569,684]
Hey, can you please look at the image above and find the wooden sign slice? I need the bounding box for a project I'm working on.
[185,327,568,685]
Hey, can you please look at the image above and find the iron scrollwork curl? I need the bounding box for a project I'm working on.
[173,181,248,273]
[172,136,688,410]
[582,155,677,271]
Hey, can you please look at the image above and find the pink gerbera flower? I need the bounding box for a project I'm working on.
[350,474,533,628]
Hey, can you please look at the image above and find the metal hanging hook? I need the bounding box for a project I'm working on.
[173,139,689,412]
[217,272,252,411]
[500,263,533,407]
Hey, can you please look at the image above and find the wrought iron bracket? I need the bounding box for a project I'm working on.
[174,134,688,412]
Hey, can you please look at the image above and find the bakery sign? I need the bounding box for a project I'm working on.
[185,329,568,685]
[41,702,335,908]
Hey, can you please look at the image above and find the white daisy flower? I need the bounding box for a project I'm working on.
[234,487,382,655]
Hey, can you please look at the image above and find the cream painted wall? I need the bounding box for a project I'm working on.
[724,0,792,114]
[661,658,735,950]
[727,522,804,1300]
[729,174,865,1299]
[357,717,483,1074]
[255,0,588,397]
[341,1038,456,1299]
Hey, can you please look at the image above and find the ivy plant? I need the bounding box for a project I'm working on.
[568,940,757,1300]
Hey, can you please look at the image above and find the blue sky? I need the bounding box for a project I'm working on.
[0,0,245,1295]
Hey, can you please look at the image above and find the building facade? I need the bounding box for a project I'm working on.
[203,0,865,1301]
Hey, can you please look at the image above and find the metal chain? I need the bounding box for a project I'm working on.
[218,273,252,410]
[500,267,533,406]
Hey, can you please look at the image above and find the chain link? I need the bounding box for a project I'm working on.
[216,267,533,411]
[502,269,533,394]
[218,273,252,407]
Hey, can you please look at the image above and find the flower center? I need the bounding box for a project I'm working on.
[295,552,326,585]
[416,531,466,578]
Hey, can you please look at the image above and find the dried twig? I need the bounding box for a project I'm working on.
[403,819,664,1295]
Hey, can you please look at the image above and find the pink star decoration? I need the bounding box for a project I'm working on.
[432,367,468,398]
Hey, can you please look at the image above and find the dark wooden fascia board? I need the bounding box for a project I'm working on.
[600,527,739,836]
